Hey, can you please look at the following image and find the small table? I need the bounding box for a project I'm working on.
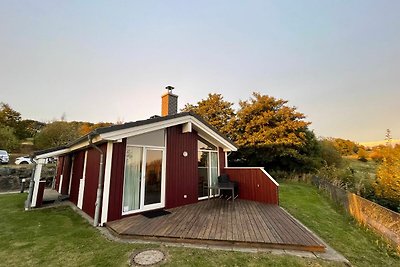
[206,185,235,205]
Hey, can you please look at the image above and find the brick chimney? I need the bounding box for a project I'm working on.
[161,86,178,116]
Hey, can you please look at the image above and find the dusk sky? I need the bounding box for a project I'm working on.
[1,1,399,142]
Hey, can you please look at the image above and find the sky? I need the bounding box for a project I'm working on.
[0,0,399,142]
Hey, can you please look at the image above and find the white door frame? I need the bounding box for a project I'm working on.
[198,149,219,200]
[140,147,166,211]
[122,145,166,215]
[77,151,88,209]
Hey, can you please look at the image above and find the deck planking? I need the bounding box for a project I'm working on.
[106,199,326,252]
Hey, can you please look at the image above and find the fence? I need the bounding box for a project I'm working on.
[312,177,400,253]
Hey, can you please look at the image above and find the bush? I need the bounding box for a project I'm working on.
[0,125,19,151]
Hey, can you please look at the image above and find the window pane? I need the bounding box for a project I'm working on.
[198,151,208,167]
[210,152,218,187]
[144,150,163,205]
[123,147,142,212]
[127,130,165,147]
[198,138,216,150]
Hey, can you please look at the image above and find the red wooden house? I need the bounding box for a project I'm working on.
[28,88,279,226]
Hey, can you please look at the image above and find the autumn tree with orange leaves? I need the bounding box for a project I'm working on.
[374,146,400,209]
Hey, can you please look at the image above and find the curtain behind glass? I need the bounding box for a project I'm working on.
[210,152,218,186]
[123,147,142,212]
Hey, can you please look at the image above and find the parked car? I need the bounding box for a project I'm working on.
[15,156,34,165]
[15,156,56,165]
[0,150,9,164]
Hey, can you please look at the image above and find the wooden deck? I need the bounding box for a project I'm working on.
[106,199,326,252]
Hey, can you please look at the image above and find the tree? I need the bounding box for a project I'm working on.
[15,119,46,139]
[374,146,400,210]
[329,138,359,156]
[182,93,234,136]
[230,93,309,146]
[0,103,21,129]
[357,147,368,162]
[0,125,19,151]
[229,93,313,171]
[319,139,343,167]
[34,121,80,150]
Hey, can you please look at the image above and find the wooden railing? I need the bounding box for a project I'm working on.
[223,167,279,205]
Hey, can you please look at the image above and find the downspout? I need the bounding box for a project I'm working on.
[25,155,37,210]
[89,134,104,227]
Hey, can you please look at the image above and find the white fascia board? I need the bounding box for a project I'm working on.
[69,135,102,151]
[100,115,237,152]
[35,148,71,159]
[189,117,237,151]
[99,116,190,140]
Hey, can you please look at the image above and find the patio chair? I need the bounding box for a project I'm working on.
[217,174,238,200]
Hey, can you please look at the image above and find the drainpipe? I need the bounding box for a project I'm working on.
[89,134,104,227]
[25,155,37,210]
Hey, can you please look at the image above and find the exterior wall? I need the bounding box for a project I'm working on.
[219,147,225,175]
[165,125,198,209]
[107,139,127,222]
[54,156,64,191]
[224,167,279,205]
[69,150,85,205]
[82,143,107,218]
[60,155,72,195]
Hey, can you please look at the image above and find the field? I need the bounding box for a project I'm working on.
[0,182,399,266]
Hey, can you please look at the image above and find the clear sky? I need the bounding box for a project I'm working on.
[1,0,399,142]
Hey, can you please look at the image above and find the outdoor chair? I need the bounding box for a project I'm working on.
[217,174,238,200]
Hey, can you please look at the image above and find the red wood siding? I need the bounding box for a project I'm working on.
[165,125,198,209]
[55,156,64,191]
[224,168,279,205]
[60,155,72,195]
[69,150,85,205]
[219,147,225,175]
[82,144,107,218]
[107,139,127,222]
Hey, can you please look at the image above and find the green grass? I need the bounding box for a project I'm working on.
[343,157,378,179]
[280,182,400,267]
[0,193,342,267]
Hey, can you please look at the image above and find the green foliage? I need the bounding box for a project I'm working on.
[182,93,235,136]
[319,139,343,167]
[317,165,356,190]
[15,119,46,140]
[280,182,400,266]
[0,102,21,129]
[0,125,19,151]
[34,121,81,150]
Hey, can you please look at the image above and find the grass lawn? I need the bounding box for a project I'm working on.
[280,182,400,267]
[0,193,342,267]
[1,184,398,267]
[343,157,378,179]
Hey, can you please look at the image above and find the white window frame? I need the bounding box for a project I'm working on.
[122,144,166,216]
[198,143,220,200]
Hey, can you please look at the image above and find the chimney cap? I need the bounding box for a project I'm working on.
[165,85,175,93]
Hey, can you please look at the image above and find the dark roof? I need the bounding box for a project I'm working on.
[35,112,237,156]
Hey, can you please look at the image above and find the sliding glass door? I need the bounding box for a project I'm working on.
[123,146,165,214]
[144,149,163,207]
[198,149,219,199]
